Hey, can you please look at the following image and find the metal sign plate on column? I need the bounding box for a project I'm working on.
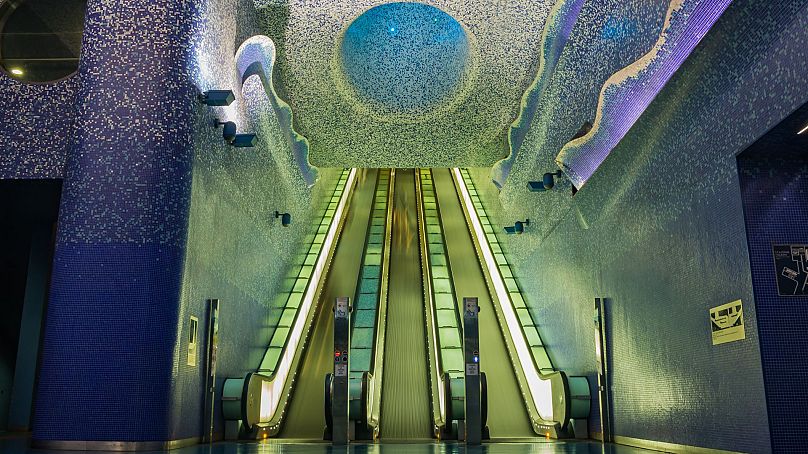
[463,297,482,445]
[332,297,351,445]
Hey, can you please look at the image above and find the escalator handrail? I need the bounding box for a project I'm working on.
[368,169,396,430]
[255,170,351,378]
[415,169,448,431]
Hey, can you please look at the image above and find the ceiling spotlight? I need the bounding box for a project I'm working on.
[504,219,530,235]
[527,170,564,192]
[275,211,292,227]
[9,67,24,76]
[199,90,235,107]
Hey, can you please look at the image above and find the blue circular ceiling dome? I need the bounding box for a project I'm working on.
[341,3,470,113]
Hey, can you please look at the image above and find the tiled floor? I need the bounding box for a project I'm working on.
[0,436,656,454]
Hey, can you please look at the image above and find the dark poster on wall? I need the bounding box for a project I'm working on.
[772,244,808,296]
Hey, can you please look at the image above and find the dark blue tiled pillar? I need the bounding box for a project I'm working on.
[32,0,198,445]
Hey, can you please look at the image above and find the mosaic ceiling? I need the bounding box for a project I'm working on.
[257,0,553,168]
[255,0,731,186]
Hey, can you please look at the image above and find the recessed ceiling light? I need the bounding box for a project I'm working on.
[798,122,808,135]
[10,68,24,76]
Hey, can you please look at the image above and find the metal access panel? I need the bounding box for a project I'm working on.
[332,297,351,445]
[463,297,482,445]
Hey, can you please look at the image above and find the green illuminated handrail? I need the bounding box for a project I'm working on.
[367,169,395,433]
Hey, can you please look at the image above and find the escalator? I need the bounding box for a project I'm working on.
[379,169,433,440]
[279,169,381,438]
[224,167,587,442]
[430,168,535,438]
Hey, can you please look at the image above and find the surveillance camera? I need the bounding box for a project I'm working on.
[528,171,564,192]
[504,219,530,235]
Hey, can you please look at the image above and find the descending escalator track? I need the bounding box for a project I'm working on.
[379,169,433,440]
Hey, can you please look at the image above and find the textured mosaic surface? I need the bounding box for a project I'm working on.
[738,110,808,453]
[468,0,808,450]
[341,3,470,114]
[35,0,199,442]
[557,0,732,188]
[497,0,669,236]
[0,76,79,179]
[32,0,338,443]
[259,0,552,167]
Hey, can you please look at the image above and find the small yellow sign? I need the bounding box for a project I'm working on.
[710,300,745,345]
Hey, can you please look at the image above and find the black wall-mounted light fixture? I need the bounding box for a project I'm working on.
[275,211,292,227]
[504,219,529,235]
[213,120,257,148]
[214,120,237,142]
[231,134,257,148]
[527,170,564,192]
[199,90,235,107]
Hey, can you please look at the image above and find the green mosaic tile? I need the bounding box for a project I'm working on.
[353,309,376,328]
[286,292,304,309]
[436,308,457,327]
[441,349,464,373]
[524,326,542,347]
[359,278,380,294]
[270,327,290,347]
[431,266,449,279]
[356,293,377,310]
[278,308,297,327]
[350,349,372,372]
[433,278,452,294]
[361,265,381,279]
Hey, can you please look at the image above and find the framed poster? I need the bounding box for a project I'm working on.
[772,244,808,296]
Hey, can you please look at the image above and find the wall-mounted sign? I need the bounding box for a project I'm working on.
[772,244,808,296]
[710,300,745,346]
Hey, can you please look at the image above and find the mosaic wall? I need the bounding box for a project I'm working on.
[258,0,552,168]
[0,76,78,179]
[738,123,808,453]
[26,0,334,443]
[176,0,339,438]
[469,0,808,450]
[556,0,732,189]
[497,0,671,239]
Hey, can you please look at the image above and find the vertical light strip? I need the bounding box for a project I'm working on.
[452,168,554,421]
[260,169,358,421]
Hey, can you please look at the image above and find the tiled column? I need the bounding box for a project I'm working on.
[32,0,199,447]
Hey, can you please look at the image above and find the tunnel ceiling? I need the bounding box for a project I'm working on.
[258,0,554,168]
